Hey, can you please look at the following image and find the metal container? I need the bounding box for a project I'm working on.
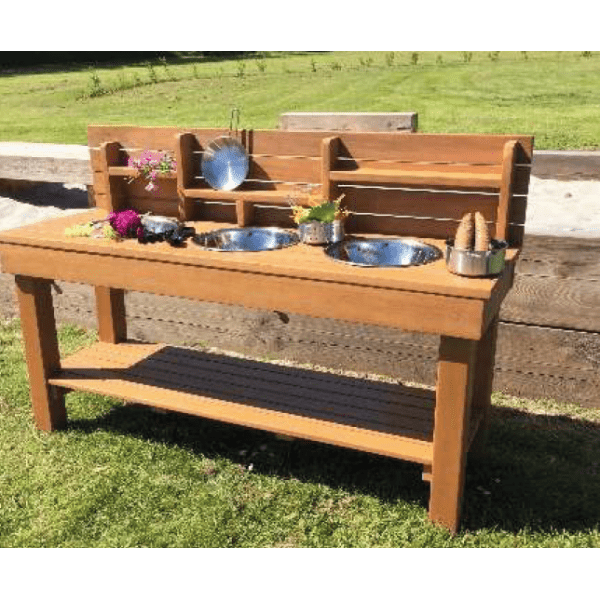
[325,237,442,267]
[298,220,345,245]
[445,238,508,277]
[141,215,179,235]
[192,227,299,252]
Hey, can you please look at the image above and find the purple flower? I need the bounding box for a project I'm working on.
[108,209,142,238]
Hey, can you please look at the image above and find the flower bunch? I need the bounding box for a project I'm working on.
[128,150,176,193]
[108,209,144,239]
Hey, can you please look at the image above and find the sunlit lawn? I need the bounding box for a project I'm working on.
[0,51,599,149]
[1,320,600,547]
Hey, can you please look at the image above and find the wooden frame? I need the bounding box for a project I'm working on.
[0,125,533,534]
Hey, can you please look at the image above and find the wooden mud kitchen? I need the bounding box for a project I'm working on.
[0,125,533,533]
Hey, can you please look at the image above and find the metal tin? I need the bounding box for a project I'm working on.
[445,238,508,277]
[298,220,345,245]
[324,237,442,267]
[201,136,249,191]
[141,215,179,235]
[192,227,299,252]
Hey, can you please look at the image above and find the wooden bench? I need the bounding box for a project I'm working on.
[0,125,533,533]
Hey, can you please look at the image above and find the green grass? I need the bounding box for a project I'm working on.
[2,319,600,547]
[1,51,600,149]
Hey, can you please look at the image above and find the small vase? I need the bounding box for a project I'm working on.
[298,220,345,245]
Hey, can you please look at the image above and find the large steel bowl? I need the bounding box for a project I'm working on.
[324,237,442,267]
[192,227,300,252]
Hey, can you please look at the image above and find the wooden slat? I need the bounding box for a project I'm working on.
[88,126,227,153]
[344,214,459,239]
[97,141,125,212]
[342,187,500,222]
[108,166,177,179]
[181,187,307,204]
[127,196,180,218]
[175,132,198,221]
[236,199,255,227]
[336,160,504,175]
[331,168,502,189]
[335,132,534,164]
[321,136,340,200]
[51,341,434,463]
[248,155,321,184]
[496,141,518,240]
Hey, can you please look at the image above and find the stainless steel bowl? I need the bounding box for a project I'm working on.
[445,239,508,277]
[193,227,300,252]
[201,136,249,191]
[324,237,442,267]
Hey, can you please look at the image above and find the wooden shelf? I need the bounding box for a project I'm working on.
[108,166,177,179]
[181,187,306,205]
[50,341,435,464]
[330,168,503,189]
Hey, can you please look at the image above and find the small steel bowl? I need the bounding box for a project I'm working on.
[298,220,345,245]
[445,239,508,277]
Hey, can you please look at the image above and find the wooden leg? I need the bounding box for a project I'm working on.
[469,316,500,456]
[14,275,66,431]
[429,336,477,534]
[95,286,127,343]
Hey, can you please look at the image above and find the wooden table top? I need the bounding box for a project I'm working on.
[0,209,518,301]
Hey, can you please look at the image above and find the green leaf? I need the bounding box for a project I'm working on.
[302,201,338,224]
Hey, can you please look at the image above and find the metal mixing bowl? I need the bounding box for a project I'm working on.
[324,237,442,267]
[193,227,300,252]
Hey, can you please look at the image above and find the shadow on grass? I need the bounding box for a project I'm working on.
[65,398,600,535]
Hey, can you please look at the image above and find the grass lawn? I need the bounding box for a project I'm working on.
[0,51,599,149]
[1,319,600,548]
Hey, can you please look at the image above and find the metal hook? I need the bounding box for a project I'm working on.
[229,107,240,137]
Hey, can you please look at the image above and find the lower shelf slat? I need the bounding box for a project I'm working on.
[50,341,434,464]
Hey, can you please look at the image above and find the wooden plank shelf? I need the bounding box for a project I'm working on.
[330,168,503,189]
[108,166,177,179]
[49,341,435,464]
[180,187,306,205]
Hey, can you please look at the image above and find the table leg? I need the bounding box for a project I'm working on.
[14,275,66,431]
[469,316,500,457]
[95,286,127,343]
[429,335,477,534]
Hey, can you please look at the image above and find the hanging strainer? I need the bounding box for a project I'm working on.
[201,108,249,191]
